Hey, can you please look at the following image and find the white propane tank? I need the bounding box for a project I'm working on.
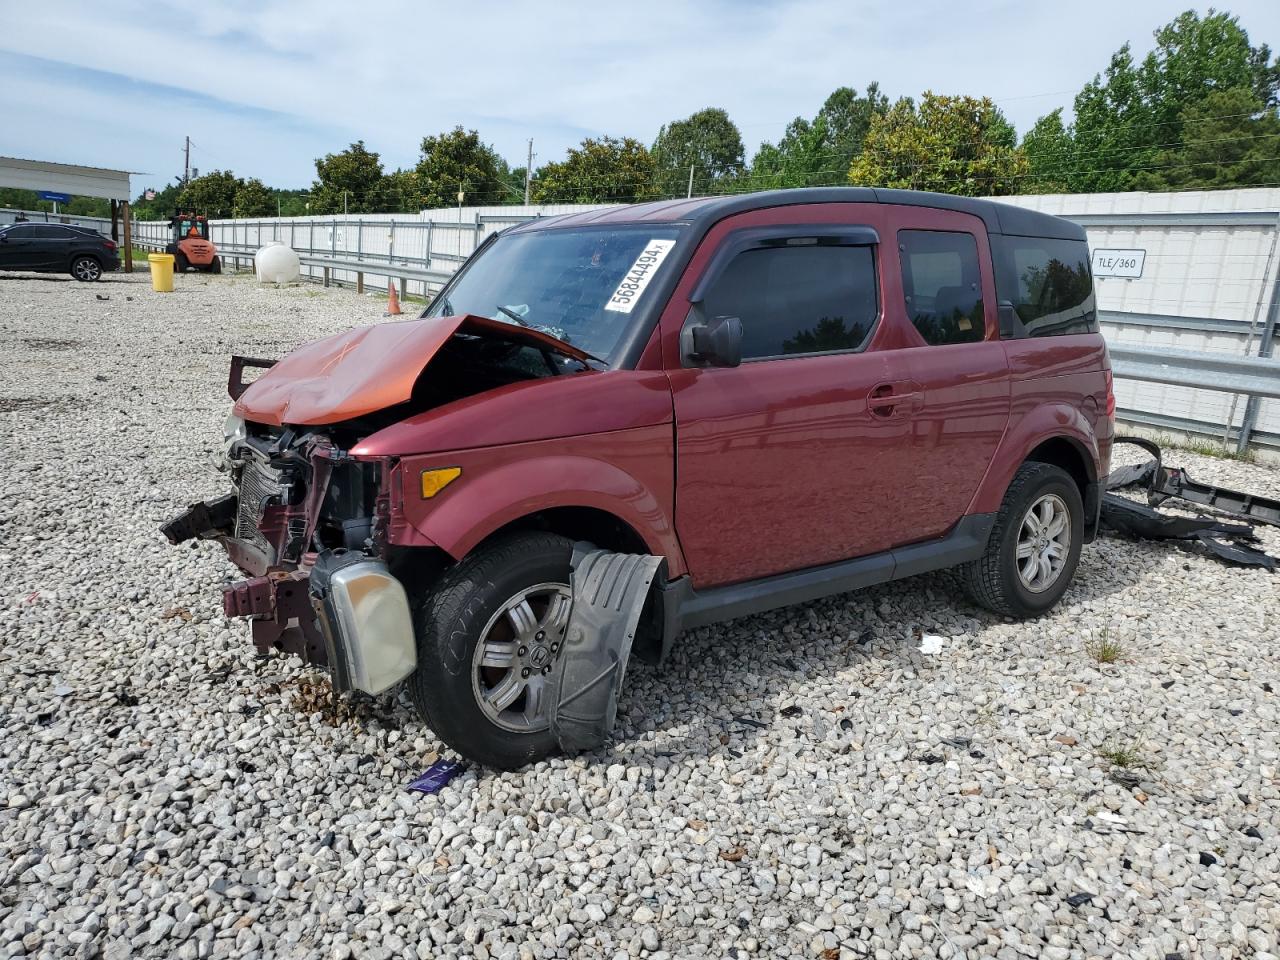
[255,242,301,284]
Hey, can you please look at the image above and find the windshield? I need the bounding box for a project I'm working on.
[427,225,683,362]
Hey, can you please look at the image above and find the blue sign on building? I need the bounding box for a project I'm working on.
[38,191,72,204]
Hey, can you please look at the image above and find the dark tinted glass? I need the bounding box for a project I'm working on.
[700,243,878,360]
[992,235,1097,337]
[4,225,39,238]
[898,230,984,345]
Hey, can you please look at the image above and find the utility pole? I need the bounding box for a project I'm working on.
[184,136,191,185]
[524,138,534,205]
[343,190,348,216]
[687,164,695,199]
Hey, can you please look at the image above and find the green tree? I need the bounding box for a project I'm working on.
[848,93,1026,196]
[532,137,658,203]
[751,83,889,189]
[1057,9,1279,192]
[272,189,311,217]
[414,127,504,208]
[1022,108,1076,193]
[652,107,745,195]
[131,180,184,220]
[310,141,388,214]
[233,177,275,217]
[177,170,240,217]
[1139,86,1280,189]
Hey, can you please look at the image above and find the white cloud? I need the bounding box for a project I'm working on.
[2,0,1278,188]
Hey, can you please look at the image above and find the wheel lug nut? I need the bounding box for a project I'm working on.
[550,643,559,653]
[542,665,551,674]
[536,631,545,640]
[521,668,530,678]
[518,646,527,656]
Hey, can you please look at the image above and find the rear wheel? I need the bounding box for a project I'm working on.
[70,256,101,282]
[408,532,572,769]
[963,462,1083,618]
[209,256,222,274]
[174,252,189,273]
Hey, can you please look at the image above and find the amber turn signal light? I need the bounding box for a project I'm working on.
[420,467,461,499]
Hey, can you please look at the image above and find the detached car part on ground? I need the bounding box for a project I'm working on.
[1101,436,1278,570]
[165,187,1117,769]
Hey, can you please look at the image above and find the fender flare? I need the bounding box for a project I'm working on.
[392,454,685,575]
[967,402,1100,516]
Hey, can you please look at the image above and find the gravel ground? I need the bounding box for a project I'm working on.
[2,268,1279,960]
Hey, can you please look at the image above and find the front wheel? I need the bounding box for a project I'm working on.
[174,252,189,273]
[209,256,222,274]
[71,256,102,282]
[963,462,1084,618]
[408,532,573,769]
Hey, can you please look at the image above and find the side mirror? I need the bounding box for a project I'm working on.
[684,315,743,368]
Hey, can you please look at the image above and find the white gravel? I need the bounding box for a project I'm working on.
[2,268,1279,960]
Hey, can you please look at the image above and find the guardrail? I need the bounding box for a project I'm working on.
[134,233,1280,450]
[1109,345,1280,400]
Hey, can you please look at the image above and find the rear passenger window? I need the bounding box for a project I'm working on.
[992,235,1097,337]
[699,243,879,360]
[898,231,985,345]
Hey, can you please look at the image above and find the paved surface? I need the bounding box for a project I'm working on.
[2,269,1279,960]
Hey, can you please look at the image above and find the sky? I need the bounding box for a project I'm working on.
[2,0,1278,199]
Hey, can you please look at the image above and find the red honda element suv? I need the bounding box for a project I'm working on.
[166,188,1113,768]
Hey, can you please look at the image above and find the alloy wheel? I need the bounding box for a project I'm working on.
[1016,493,1071,593]
[471,582,572,732]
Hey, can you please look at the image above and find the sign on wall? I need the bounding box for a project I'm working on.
[1091,248,1146,279]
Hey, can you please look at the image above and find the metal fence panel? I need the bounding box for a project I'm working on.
[129,190,1280,452]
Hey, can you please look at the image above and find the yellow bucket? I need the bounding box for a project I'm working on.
[148,253,175,292]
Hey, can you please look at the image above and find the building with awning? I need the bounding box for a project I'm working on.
[0,156,137,269]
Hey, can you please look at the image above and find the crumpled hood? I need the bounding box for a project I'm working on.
[234,314,594,426]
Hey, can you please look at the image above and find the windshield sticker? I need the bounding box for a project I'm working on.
[604,239,677,313]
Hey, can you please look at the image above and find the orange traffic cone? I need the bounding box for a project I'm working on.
[385,278,402,316]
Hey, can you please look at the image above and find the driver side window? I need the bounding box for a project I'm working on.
[698,243,879,360]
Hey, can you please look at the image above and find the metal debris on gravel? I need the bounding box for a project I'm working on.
[2,270,1279,960]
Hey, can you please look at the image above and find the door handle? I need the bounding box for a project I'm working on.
[868,381,921,418]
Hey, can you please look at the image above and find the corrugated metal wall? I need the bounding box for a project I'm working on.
[998,190,1280,450]
[132,189,1280,452]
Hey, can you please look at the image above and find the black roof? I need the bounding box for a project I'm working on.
[509,187,1085,242]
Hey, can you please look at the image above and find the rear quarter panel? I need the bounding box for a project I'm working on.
[967,335,1112,515]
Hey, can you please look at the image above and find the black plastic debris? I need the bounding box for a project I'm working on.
[1103,437,1278,570]
[1065,892,1093,908]
[1198,851,1218,866]
[548,546,664,753]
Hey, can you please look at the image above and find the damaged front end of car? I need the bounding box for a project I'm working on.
[161,312,610,703]
[163,412,418,695]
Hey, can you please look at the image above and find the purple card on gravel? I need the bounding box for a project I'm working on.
[406,759,466,794]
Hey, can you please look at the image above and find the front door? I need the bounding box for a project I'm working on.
[0,224,43,269]
[663,205,920,588]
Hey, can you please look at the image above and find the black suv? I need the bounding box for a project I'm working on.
[0,222,121,281]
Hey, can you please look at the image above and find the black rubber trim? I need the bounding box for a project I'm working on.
[656,513,996,659]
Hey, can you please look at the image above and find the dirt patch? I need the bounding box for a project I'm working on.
[20,337,81,351]
[267,674,401,727]
[0,396,79,414]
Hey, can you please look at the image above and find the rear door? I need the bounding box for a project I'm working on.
[873,206,1011,541]
[19,225,73,269]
